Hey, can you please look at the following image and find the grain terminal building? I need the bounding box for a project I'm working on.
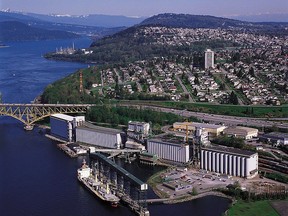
[76,123,124,149]
[201,146,258,179]
[50,114,85,142]
[173,122,226,139]
[223,126,258,140]
[260,132,288,145]
[127,121,150,140]
[147,139,189,163]
[128,121,150,136]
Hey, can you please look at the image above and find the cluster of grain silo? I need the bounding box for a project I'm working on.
[200,146,258,179]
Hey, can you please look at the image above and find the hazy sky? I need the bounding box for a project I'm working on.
[1,0,288,17]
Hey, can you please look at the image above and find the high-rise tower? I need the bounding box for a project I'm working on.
[205,49,214,69]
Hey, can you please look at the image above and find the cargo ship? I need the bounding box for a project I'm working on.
[77,159,120,207]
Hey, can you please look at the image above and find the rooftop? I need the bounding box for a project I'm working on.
[128,121,149,125]
[174,122,226,129]
[148,138,187,147]
[202,145,257,157]
[51,113,74,121]
[77,123,122,135]
[264,132,288,139]
[228,126,258,132]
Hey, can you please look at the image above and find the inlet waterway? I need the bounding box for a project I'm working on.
[0,38,231,216]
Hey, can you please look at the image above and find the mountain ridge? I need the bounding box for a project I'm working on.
[0,11,146,28]
[0,21,79,42]
[138,13,248,28]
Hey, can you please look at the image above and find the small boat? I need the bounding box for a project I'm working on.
[0,44,9,48]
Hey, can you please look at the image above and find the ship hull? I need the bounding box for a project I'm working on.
[78,175,119,207]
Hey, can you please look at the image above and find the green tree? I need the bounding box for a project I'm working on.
[249,67,255,77]
[191,187,198,195]
[219,83,226,90]
[229,91,238,105]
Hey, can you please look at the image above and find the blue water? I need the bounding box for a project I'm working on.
[0,38,231,216]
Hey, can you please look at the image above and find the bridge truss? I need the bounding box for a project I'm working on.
[0,103,93,129]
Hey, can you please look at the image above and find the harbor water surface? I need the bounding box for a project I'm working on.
[0,38,231,216]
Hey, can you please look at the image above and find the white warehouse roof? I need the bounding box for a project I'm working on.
[51,114,74,121]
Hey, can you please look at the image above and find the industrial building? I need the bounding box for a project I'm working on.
[205,49,215,69]
[125,140,145,151]
[173,122,226,139]
[127,121,150,140]
[260,132,288,145]
[223,126,258,140]
[50,114,85,142]
[76,123,124,149]
[201,146,258,179]
[128,121,150,135]
[147,139,189,163]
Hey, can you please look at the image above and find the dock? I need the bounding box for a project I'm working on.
[90,152,150,216]
[45,134,67,143]
[57,143,78,158]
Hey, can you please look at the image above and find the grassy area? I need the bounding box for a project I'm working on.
[227,200,279,216]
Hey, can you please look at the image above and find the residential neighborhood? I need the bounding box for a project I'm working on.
[87,26,287,105]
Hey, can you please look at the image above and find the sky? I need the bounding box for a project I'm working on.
[1,0,288,17]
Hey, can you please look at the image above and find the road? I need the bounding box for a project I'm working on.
[169,108,288,129]
[120,103,288,129]
[175,75,194,102]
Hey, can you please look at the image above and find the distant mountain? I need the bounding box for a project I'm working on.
[0,11,145,28]
[138,13,248,28]
[137,13,288,36]
[227,13,288,23]
[0,11,41,23]
[0,21,79,42]
[26,13,146,28]
[0,11,126,40]
[138,13,288,32]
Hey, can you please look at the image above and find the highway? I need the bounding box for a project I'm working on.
[123,104,288,129]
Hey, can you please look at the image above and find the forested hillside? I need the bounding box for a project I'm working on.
[0,21,79,41]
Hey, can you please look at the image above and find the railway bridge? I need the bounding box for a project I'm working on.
[0,103,94,130]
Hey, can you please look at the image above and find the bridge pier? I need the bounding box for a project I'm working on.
[24,125,34,131]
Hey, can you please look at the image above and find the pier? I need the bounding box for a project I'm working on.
[57,143,78,158]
